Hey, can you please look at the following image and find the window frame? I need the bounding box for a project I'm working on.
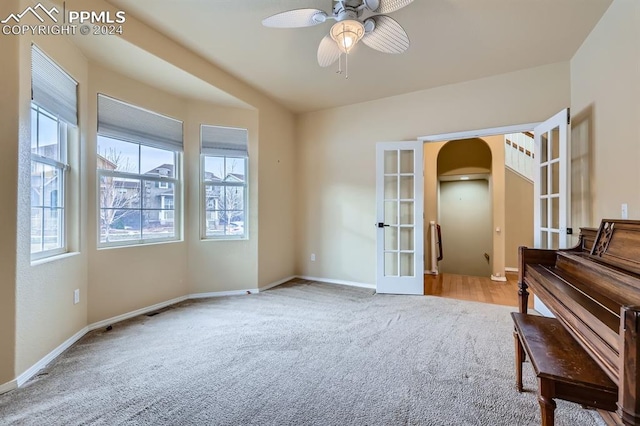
[97,137,182,248]
[30,103,70,260]
[201,154,248,240]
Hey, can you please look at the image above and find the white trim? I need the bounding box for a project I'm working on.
[491,274,508,282]
[30,251,80,267]
[419,122,540,142]
[88,296,188,331]
[259,275,296,292]
[505,267,519,273]
[297,275,376,290]
[189,289,257,299]
[0,379,17,395]
[189,276,296,299]
[15,326,88,387]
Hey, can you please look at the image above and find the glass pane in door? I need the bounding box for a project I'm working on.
[384,151,398,174]
[385,252,398,276]
[400,150,414,173]
[400,253,414,276]
[551,128,560,161]
[383,149,416,278]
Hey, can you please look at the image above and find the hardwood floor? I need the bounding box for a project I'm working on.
[424,272,533,308]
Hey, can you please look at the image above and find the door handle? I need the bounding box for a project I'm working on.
[377,222,390,228]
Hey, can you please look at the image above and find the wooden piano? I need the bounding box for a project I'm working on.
[514,219,640,426]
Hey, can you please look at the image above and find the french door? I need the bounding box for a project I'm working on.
[375,141,424,295]
[533,109,570,316]
[533,108,571,250]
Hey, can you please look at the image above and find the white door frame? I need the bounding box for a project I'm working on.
[419,115,570,317]
[419,122,541,143]
[419,122,541,280]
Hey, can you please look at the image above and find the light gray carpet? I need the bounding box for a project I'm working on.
[0,279,603,425]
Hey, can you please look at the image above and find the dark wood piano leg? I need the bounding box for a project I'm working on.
[514,331,524,392]
[620,307,640,426]
[517,246,530,314]
[538,378,556,426]
[518,280,529,314]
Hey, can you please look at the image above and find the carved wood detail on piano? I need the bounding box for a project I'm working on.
[593,221,615,257]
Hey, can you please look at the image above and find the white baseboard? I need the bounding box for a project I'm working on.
[0,379,17,395]
[491,274,508,282]
[259,275,296,292]
[297,275,376,290]
[88,295,188,331]
[505,267,518,273]
[189,289,257,299]
[190,275,296,299]
[15,325,89,387]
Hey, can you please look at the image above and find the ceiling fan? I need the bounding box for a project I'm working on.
[262,0,413,75]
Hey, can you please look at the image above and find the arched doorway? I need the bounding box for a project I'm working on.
[437,138,492,277]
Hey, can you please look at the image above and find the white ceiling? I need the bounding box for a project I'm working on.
[102,0,612,113]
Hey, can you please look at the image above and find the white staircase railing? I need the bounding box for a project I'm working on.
[505,132,534,181]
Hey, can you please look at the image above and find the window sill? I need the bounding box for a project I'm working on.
[31,251,80,266]
[200,237,249,242]
[97,238,184,250]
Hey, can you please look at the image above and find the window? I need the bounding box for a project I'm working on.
[30,46,77,259]
[97,95,183,247]
[201,125,248,239]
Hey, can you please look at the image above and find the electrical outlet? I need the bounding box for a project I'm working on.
[310,253,316,262]
[622,203,628,219]
[74,289,80,305]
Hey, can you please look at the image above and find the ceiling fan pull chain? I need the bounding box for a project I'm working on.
[345,51,349,79]
[337,53,343,75]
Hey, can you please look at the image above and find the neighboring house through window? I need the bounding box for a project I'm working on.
[30,45,78,259]
[201,125,249,239]
[97,94,183,247]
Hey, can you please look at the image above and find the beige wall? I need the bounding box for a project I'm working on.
[86,64,190,323]
[297,63,570,285]
[505,169,534,268]
[437,138,492,176]
[570,0,640,223]
[13,29,90,376]
[0,0,19,386]
[439,180,492,276]
[185,102,259,294]
[257,107,297,287]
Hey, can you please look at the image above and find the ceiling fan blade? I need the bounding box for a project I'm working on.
[362,15,410,54]
[262,8,327,28]
[317,34,341,67]
[374,0,414,14]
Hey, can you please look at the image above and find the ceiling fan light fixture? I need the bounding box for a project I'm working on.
[330,19,365,54]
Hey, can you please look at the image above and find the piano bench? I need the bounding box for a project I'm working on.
[511,312,617,426]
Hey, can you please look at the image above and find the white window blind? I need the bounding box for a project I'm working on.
[31,45,78,126]
[98,94,183,151]
[201,125,248,157]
